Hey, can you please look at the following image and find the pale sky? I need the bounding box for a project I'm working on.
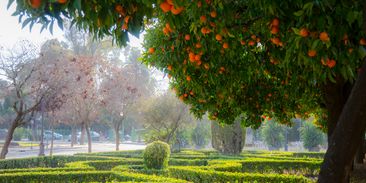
[0,1,168,91]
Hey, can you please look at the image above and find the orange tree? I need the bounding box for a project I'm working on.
[8,0,366,182]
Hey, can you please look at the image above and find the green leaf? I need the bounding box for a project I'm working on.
[293,10,304,17]
[21,18,32,29]
[73,0,82,12]
[311,40,320,50]
[7,0,15,9]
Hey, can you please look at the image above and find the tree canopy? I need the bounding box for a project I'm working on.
[10,0,366,129]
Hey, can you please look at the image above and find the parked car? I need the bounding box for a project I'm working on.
[43,130,63,140]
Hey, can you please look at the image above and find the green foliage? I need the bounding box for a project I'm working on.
[143,141,170,170]
[300,122,325,151]
[169,166,312,183]
[12,127,31,141]
[261,120,285,150]
[191,121,211,149]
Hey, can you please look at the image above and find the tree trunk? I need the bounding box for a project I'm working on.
[85,123,92,153]
[71,125,77,147]
[318,60,366,183]
[354,132,365,164]
[323,78,352,144]
[115,122,121,151]
[80,122,85,145]
[0,116,20,159]
[211,119,246,155]
[50,124,54,156]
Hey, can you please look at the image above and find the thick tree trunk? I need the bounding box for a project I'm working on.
[0,116,20,159]
[80,122,85,145]
[71,125,77,147]
[323,78,352,144]
[85,123,92,153]
[50,124,54,156]
[211,119,246,155]
[318,60,366,183]
[354,133,365,164]
[115,122,121,151]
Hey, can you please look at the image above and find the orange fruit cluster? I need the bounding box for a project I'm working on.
[163,23,173,35]
[160,0,184,15]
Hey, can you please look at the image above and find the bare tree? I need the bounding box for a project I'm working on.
[0,41,49,159]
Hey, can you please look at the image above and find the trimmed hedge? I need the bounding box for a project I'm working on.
[169,166,313,183]
[241,159,321,175]
[0,171,113,183]
[0,155,119,169]
[75,150,143,158]
[0,167,95,174]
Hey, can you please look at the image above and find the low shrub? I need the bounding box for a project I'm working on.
[241,159,321,175]
[112,169,189,183]
[0,167,95,174]
[0,171,113,183]
[0,155,117,169]
[169,166,313,183]
[143,141,170,169]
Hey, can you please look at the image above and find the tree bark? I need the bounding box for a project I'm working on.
[354,132,365,164]
[85,123,92,153]
[318,60,366,183]
[71,125,77,147]
[0,116,21,159]
[50,123,54,156]
[323,78,352,144]
[80,122,85,145]
[211,119,246,155]
[115,122,121,151]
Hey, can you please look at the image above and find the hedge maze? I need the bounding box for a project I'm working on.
[0,150,324,183]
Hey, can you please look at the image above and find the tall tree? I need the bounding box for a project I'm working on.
[11,1,366,181]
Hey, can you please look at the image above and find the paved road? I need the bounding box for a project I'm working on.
[4,141,146,159]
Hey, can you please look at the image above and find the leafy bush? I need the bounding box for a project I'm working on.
[0,171,113,183]
[300,122,325,151]
[13,127,31,141]
[143,141,170,169]
[169,166,312,183]
[261,120,285,150]
[0,155,117,169]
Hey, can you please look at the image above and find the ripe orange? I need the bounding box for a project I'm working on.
[171,6,184,15]
[186,76,191,81]
[195,42,202,48]
[29,0,42,8]
[167,0,174,5]
[248,40,255,46]
[167,65,172,71]
[160,2,172,13]
[272,18,279,27]
[185,34,190,41]
[223,42,229,49]
[165,23,173,32]
[240,40,246,45]
[189,52,195,62]
[190,91,194,96]
[184,93,188,97]
[299,28,309,37]
[360,38,366,45]
[201,27,210,34]
[58,0,67,4]
[197,1,202,8]
[121,23,128,30]
[271,26,279,34]
[196,60,202,65]
[210,11,217,18]
[271,37,280,45]
[148,47,155,54]
[215,34,222,41]
[194,54,201,61]
[319,32,330,42]
[200,15,207,23]
[307,50,317,57]
[251,34,256,40]
[327,59,336,68]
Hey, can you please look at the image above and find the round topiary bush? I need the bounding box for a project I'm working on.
[143,141,170,169]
